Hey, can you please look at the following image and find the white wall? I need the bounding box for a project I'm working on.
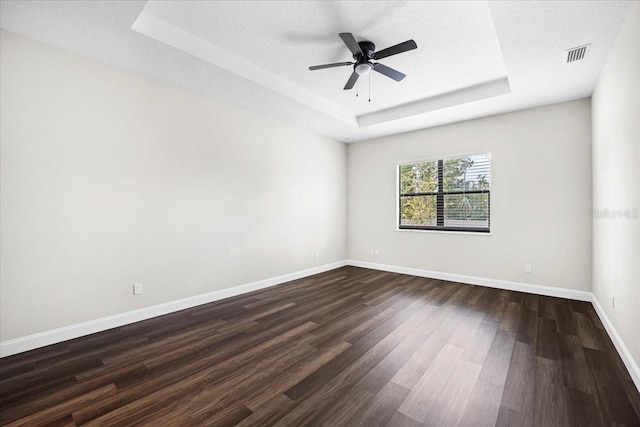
[0,31,347,341]
[348,100,592,291]
[592,3,640,372]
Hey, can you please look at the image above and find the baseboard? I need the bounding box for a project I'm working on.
[346,259,639,392]
[590,294,640,391]
[346,259,592,301]
[3,258,638,394]
[0,260,347,358]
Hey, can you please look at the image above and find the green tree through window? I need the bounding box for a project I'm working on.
[398,154,490,232]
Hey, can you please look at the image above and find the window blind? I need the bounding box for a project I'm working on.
[398,153,491,233]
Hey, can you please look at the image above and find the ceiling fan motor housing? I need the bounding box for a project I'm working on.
[354,41,375,75]
[356,41,376,60]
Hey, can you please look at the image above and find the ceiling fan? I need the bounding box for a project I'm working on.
[309,33,417,90]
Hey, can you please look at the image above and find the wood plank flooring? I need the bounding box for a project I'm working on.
[1,266,639,426]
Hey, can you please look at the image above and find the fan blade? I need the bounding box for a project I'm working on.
[343,71,359,90]
[339,33,363,56]
[309,62,353,71]
[373,63,406,82]
[374,39,417,60]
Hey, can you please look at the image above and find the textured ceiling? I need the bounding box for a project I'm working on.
[0,1,634,142]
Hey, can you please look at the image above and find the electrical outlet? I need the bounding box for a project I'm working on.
[370,248,375,255]
[133,283,142,295]
[612,295,615,308]
[374,249,379,256]
[315,251,319,259]
[525,264,532,273]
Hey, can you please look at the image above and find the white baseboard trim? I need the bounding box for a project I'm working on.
[590,294,640,391]
[346,259,638,392]
[0,260,347,358]
[3,258,638,395]
[346,259,592,301]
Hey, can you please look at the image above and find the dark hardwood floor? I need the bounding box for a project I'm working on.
[1,266,639,426]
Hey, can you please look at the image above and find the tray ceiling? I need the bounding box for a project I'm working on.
[0,1,634,142]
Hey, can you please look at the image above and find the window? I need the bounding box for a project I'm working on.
[398,153,491,233]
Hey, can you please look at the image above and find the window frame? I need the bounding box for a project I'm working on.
[396,153,491,234]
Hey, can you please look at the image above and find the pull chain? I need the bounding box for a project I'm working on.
[368,73,371,102]
[356,80,359,98]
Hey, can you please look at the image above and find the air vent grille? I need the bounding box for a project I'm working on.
[566,44,591,63]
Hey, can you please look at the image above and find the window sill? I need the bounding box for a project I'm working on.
[395,228,492,236]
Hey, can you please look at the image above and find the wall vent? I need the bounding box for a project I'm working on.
[566,44,591,63]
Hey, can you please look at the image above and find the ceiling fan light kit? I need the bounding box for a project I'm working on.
[355,63,372,76]
[309,33,417,92]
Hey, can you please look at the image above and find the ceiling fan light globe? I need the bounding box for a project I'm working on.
[355,63,372,76]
